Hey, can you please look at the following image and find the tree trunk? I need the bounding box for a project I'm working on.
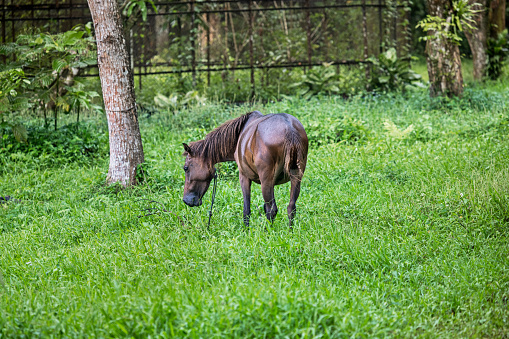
[87,0,144,186]
[425,0,464,97]
[489,0,506,39]
[465,0,489,81]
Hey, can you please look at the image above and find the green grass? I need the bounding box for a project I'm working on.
[1,82,509,337]
[412,58,475,84]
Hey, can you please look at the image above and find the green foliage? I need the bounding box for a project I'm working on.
[154,91,207,111]
[121,0,157,22]
[0,68,32,117]
[369,48,424,92]
[416,0,479,45]
[217,161,239,180]
[0,26,98,139]
[1,83,509,337]
[0,69,32,142]
[0,121,108,167]
[290,63,342,99]
[487,29,509,80]
[383,119,414,139]
[135,162,152,185]
[304,116,368,147]
[64,79,102,113]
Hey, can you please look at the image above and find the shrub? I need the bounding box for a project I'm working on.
[290,63,341,99]
[369,48,424,92]
[487,29,509,80]
[0,26,100,133]
[0,121,108,167]
[304,116,368,147]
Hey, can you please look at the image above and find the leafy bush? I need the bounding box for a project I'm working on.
[0,122,108,166]
[304,116,368,147]
[487,29,509,80]
[290,63,341,99]
[154,91,207,111]
[0,26,98,134]
[369,48,424,92]
[425,85,507,112]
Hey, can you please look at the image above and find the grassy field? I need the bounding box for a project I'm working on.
[1,80,508,337]
[412,58,475,84]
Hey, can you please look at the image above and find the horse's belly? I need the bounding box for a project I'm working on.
[236,160,289,185]
[275,176,290,185]
[236,159,259,182]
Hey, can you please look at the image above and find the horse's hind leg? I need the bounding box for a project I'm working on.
[287,176,302,230]
[239,173,252,227]
[260,180,278,224]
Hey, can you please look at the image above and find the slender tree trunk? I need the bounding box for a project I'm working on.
[425,0,464,97]
[489,0,506,39]
[465,0,489,81]
[87,0,144,186]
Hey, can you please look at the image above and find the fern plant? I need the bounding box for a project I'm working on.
[291,63,341,99]
[369,48,424,92]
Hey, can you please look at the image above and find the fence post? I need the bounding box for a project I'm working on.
[206,12,211,86]
[138,23,142,91]
[2,0,5,63]
[10,0,15,61]
[362,0,368,60]
[56,0,60,33]
[222,2,228,85]
[379,0,383,54]
[191,0,196,88]
[69,0,72,31]
[362,0,370,80]
[249,0,255,98]
[393,4,397,51]
[10,0,14,43]
[305,0,312,70]
[405,1,411,55]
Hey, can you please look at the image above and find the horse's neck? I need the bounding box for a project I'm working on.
[195,136,236,165]
[215,154,234,163]
[217,112,261,162]
[215,142,236,163]
[206,111,262,164]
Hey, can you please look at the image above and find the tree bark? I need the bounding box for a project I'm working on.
[87,0,145,186]
[425,0,464,97]
[465,0,489,81]
[489,0,506,39]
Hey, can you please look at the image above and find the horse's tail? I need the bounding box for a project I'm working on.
[283,128,306,180]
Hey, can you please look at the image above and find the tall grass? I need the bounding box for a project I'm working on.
[1,84,508,337]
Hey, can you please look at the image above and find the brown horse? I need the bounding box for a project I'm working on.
[182,111,308,228]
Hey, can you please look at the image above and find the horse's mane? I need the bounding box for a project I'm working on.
[187,111,256,164]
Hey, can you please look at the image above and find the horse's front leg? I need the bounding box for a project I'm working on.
[287,177,302,230]
[239,173,252,227]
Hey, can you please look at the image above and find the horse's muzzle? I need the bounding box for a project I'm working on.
[183,195,202,207]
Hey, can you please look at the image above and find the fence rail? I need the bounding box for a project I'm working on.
[2,0,409,94]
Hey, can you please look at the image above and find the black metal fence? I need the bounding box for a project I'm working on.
[2,0,409,90]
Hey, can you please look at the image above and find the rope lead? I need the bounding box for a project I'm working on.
[207,170,218,229]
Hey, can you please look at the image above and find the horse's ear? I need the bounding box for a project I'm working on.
[183,143,192,156]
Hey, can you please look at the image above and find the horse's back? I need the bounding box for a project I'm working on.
[235,113,308,184]
[256,113,307,145]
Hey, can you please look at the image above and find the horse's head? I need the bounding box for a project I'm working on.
[182,143,216,207]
